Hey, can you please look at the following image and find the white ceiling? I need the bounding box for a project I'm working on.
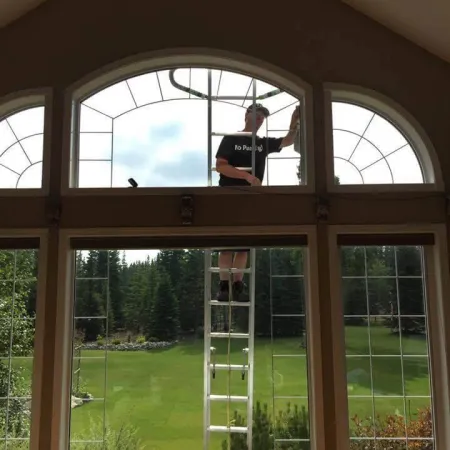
[0,0,47,29]
[343,0,450,63]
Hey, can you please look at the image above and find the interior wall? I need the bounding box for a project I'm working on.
[0,0,449,187]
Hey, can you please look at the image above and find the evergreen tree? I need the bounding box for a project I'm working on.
[392,246,425,335]
[156,250,185,301]
[147,270,180,341]
[75,251,105,341]
[178,249,204,333]
[106,250,125,331]
[123,260,152,334]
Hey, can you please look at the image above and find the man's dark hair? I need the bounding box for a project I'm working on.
[246,103,270,118]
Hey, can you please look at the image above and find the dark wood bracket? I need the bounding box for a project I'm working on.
[181,195,194,225]
[316,196,329,222]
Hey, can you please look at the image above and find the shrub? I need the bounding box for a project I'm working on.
[96,335,104,346]
[350,406,433,450]
[111,338,121,345]
[70,419,144,450]
[135,335,146,344]
[221,401,310,449]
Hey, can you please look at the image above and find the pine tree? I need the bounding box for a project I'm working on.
[392,246,425,335]
[178,250,204,333]
[107,250,124,331]
[75,251,105,341]
[123,261,151,334]
[147,270,180,341]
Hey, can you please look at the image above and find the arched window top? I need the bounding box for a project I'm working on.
[0,93,47,190]
[71,63,307,189]
[325,84,443,189]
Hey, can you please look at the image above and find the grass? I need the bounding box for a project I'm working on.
[67,324,431,449]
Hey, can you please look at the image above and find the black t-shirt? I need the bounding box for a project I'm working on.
[215,135,283,186]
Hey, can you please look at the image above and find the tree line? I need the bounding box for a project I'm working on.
[73,244,426,343]
[0,244,426,437]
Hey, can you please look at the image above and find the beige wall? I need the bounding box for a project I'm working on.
[1,0,450,184]
[1,1,450,449]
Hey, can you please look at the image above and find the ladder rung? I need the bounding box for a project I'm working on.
[211,131,255,136]
[274,395,308,399]
[210,332,249,339]
[210,364,248,371]
[209,425,248,433]
[271,274,303,278]
[211,167,251,172]
[272,314,304,317]
[209,395,248,402]
[209,267,252,273]
[210,300,250,307]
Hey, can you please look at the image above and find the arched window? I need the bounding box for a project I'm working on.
[0,105,45,189]
[327,86,441,188]
[332,102,423,184]
[71,68,305,189]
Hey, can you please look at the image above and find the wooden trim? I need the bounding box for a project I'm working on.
[304,229,326,450]
[337,233,435,246]
[29,233,48,450]
[0,237,41,248]
[70,233,309,250]
[424,228,450,449]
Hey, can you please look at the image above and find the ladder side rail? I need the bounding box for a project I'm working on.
[207,70,213,187]
[269,248,277,441]
[251,80,257,178]
[247,247,256,448]
[204,249,213,450]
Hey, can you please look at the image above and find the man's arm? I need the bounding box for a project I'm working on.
[280,105,300,148]
[216,157,252,181]
[215,137,260,184]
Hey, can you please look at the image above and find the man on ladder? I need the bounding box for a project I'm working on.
[214,103,300,302]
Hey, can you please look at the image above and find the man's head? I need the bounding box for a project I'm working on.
[244,103,270,131]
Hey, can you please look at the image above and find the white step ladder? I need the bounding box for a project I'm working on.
[166,68,283,449]
[204,248,256,449]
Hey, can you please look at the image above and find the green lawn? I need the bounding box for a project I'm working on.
[69,325,430,449]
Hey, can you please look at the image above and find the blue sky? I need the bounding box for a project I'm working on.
[0,68,424,262]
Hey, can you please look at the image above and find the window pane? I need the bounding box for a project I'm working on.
[0,249,39,447]
[73,68,305,189]
[341,245,435,449]
[0,107,45,189]
[332,102,425,185]
[69,246,311,449]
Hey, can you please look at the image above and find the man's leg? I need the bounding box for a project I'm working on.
[232,250,248,302]
[216,251,233,301]
[216,250,248,301]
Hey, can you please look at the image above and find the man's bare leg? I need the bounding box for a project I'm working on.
[232,251,248,301]
[216,251,233,301]
[216,251,248,301]
[233,252,248,282]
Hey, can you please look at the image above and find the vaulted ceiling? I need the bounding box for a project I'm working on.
[342,0,450,63]
[0,0,47,28]
[0,0,449,64]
